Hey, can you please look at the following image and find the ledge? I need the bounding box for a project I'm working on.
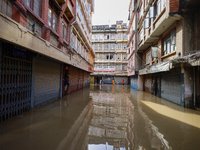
[0,12,90,72]
[161,51,176,59]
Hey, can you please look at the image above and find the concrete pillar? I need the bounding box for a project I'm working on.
[138,75,144,91]
[60,63,63,98]
[183,67,194,108]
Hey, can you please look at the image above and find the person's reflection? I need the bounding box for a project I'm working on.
[122,87,124,93]
[112,85,114,92]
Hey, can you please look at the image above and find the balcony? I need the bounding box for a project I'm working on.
[65,0,74,18]
[138,1,182,52]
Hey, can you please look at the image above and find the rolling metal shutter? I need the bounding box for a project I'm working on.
[103,76,114,84]
[34,58,60,107]
[144,75,151,93]
[161,75,181,105]
[114,76,128,84]
[131,75,138,90]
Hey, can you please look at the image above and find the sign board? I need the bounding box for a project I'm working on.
[139,67,151,75]
[151,62,170,73]
[94,68,115,72]
[13,47,27,57]
[151,46,158,58]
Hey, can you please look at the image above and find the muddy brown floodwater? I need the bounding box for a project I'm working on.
[0,84,200,150]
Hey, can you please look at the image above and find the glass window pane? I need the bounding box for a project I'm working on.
[24,0,31,8]
[34,0,41,17]
[53,13,57,31]
[48,8,52,27]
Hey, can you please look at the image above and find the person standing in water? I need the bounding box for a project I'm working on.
[122,79,124,85]
[112,79,115,85]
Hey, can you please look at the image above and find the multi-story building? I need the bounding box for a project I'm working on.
[0,0,94,121]
[130,0,200,108]
[91,21,128,84]
[127,0,138,89]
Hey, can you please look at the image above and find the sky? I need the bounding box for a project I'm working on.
[92,0,130,26]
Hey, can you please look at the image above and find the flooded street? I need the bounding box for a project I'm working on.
[0,84,200,150]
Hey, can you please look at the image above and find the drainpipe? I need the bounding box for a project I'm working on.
[193,67,196,106]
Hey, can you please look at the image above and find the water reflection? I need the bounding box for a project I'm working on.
[89,92,130,150]
[0,85,200,150]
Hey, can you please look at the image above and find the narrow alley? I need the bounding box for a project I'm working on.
[0,84,200,150]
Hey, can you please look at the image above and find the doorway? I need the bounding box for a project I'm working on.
[62,65,69,96]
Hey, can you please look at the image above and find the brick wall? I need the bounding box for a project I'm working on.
[170,0,180,12]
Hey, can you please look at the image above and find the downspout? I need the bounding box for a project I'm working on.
[193,67,196,106]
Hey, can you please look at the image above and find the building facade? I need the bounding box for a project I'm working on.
[127,0,138,89]
[128,0,200,108]
[0,0,94,122]
[91,21,128,84]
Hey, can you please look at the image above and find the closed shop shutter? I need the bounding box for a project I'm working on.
[78,70,84,89]
[161,75,181,105]
[114,77,128,84]
[34,58,60,107]
[103,76,114,84]
[84,71,90,87]
[131,75,138,90]
[144,75,151,93]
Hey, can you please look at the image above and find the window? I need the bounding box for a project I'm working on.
[131,57,133,67]
[122,65,127,71]
[163,29,176,56]
[116,65,121,70]
[48,6,57,31]
[122,54,127,60]
[104,34,109,40]
[24,0,41,17]
[99,44,102,50]
[128,48,130,54]
[123,34,127,39]
[95,34,99,39]
[94,44,98,50]
[62,20,67,41]
[92,35,95,40]
[139,29,143,42]
[146,50,151,64]
[104,44,109,49]
[117,54,121,60]
[116,44,121,49]
[106,55,109,59]
[110,55,114,60]
[110,34,116,39]
[110,44,115,49]
[99,34,104,40]
[123,44,127,49]
[154,0,166,18]
[132,40,134,49]
[117,33,121,39]
[138,4,143,20]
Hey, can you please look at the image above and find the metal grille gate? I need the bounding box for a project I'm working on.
[0,56,32,122]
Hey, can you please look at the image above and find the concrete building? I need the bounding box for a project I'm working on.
[129,0,200,108]
[0,0,94,122]
[91,21,128,84]
[127,0,138,89]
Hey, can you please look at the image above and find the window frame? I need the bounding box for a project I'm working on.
[163,29,176,56]
[24,0,41,17]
